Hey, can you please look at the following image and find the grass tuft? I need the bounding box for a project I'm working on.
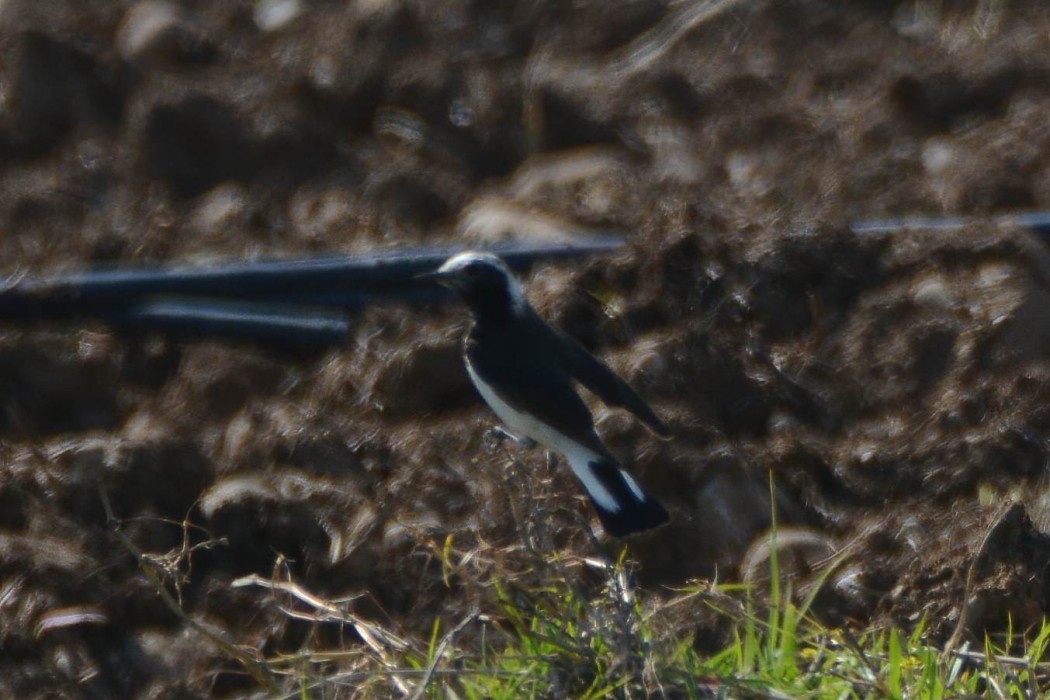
[257,551,1050,699]
[107,480,1050,698]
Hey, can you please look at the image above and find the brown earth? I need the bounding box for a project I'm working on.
[3,0,1050,697]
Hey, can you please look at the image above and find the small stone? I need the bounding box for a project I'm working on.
[288,186,354,241]
[912,275,953,309]
[891,3,937,39]
[726,150,771,196]
[117,1,184,62]
[921,139,954,175]
[254,0,303,32]
[190,183,247,237]
[624,338,668,388]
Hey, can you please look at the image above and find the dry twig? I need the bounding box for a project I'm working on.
[99,488,280,694]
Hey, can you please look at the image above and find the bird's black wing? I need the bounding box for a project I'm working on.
[466,323,611,457]
[548,322,671,439]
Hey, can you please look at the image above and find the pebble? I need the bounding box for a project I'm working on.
[254,0,303,32]
[116,1,184,62]
[190,183,248,237]
[912,274,954,309]
[921,139,955,175]
[726,150,772,196]
[288,186,354,241]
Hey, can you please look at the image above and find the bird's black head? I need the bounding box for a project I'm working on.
[422,251,526,323]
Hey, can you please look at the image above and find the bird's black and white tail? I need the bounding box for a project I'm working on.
[576,457,669,537]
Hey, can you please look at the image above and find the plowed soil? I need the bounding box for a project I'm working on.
[3,0,1050,697]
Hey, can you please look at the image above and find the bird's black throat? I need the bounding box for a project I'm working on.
[457,281,517,326]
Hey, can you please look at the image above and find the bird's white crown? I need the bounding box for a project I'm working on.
[437,251,528,307]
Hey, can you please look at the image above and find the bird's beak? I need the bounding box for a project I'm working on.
[415,269,453,285]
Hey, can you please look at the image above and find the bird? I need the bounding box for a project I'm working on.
[420,251,671,537]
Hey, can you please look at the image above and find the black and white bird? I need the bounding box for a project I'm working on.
[421,251,670,537]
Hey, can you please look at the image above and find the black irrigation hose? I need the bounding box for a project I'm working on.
[0,236,626,347]
[850,211,1050,236]
[5,213,1049,349]
[115,297,353,349]
[0,236,625,321]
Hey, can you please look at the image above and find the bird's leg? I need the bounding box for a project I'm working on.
[483,425,537,453]
[505,454,551,557]
[486,427,536,546]
[517,435,539,450]
[523,449,560,554]
[485,429,556,554]
[482,426,504,453]
[500,455,531,545]
[581,511,609,556]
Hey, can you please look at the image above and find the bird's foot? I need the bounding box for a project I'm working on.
[517,435,539,450]
[483,426,537,453]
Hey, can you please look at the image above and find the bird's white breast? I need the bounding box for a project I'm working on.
[465,357,622,512]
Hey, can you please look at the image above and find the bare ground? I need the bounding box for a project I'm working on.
[3,0,1050,696]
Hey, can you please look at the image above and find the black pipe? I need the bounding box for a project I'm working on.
[850,211,1050,236]
[0,236,625,321]
[115,297,352,348]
